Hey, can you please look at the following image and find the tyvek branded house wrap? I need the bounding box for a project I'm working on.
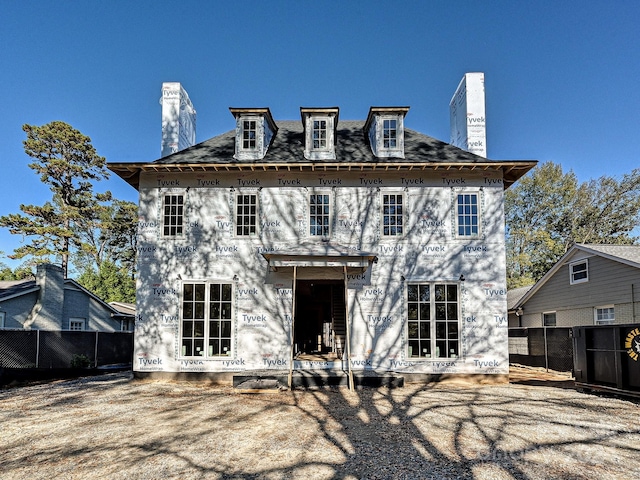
[109,108,536,380]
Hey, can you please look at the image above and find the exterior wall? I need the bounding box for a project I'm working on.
[519,254,640,327]
[134,169,509,375]
[0,291,38,329]
[62,287,122,332]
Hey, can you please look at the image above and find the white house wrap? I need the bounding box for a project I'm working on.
[109,106,536,383]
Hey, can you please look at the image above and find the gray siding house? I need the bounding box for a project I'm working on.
[510,244,640,328]
[108,106,536,382]
[0,264,133,332]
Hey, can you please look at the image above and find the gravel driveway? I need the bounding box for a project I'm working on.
[1,368,639,479]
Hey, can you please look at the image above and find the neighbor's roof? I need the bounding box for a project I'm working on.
[0,279,39,302]
[0,277,123,316]
[108,119,537,190]
[507,285,533,312]
[512,243,640,309]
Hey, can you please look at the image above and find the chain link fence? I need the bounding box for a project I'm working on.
[0,330,133,369]
[509,327,574,373]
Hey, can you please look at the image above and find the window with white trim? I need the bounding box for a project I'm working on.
[382,193,403,236]
[310,193,331,237]
[407,283,460,359]
[570,260,588,284]
[242,119,257,150]
[312,119,328,150]
[181,282,233,357]
[69,318,86,331]
[383,119,397,149]
[543,312,557,327]
[456,193,480,237]
[594,306,615,325]
[236,194,257,236]
[162,194,184,237]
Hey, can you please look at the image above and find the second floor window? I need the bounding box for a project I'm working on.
[236,194,257,236]
[456,193,479,237]
[310,194,330,236]
[570,260,588,284]
[163,194,184,237]
[382,194,403,236]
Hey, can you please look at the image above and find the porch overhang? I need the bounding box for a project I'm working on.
[261,245,377,273]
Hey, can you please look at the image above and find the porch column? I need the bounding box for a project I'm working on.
[288,266,297,389]
[344,266,354,391]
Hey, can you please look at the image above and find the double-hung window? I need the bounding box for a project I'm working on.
[236,194,257,236]
[310,193,331,237]
[383,119,397,148]
[407,283,460,359]
[312,119,328,150]
[456,193,480,237]
[242,120,257,150]
[162,194,184,237]
[570,260,588,284]
[595,306,614,325]
[382,193,403,236]
[181,282,233,357]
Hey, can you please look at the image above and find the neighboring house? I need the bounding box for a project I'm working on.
[109,302,136,332]
[510,244,640,328]
[108,105,536,380]
[507,285,533,327]
[0,264,133,332]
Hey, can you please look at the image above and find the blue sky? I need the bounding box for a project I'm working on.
[1,1,639,270]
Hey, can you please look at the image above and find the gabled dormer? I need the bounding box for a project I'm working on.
[229,108,278,160]
[300,107,339,160]
[364,106,410,158]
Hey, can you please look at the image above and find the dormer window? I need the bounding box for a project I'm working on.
[229,108,278,160]
[364,107,409,158]
[242,119,257,150]
[312,119,328,149]
[301,107,339,160]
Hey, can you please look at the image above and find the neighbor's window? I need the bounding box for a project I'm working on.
[570,260,588,284]
[407,283,460,359]
[312,119,328,150]
[236,194,257,236]
[181,282,233,357]
[69,318,86,331]
[595,306,615,325]
[382,193,403,236]
[242,120,257,150]
[383,119,397,148]
[162,194,184,237]
[456,193,480,237]
[310,194,331,236]
[543,312,557,327]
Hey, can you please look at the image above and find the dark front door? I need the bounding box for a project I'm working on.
[294,280,345,358]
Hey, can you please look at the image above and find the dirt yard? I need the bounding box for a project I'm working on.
[1,367,638,479]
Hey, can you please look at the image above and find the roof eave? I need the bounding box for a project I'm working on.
[108,160,537,191]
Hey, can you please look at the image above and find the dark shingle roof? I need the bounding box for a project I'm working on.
[108,118,537,190]
[0,279,38,302]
